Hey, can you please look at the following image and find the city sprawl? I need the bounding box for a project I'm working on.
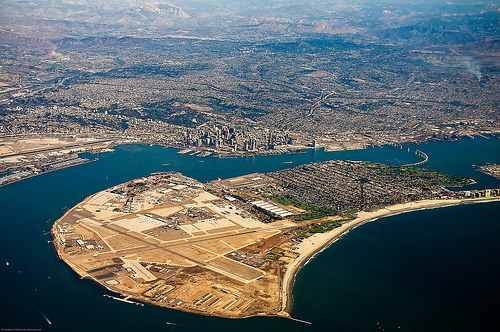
[1,1,499,165]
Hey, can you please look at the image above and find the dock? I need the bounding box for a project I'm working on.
[103,294,144,306]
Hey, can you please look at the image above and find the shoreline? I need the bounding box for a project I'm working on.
[49,171,499,319]
[281,196,500,314]
[0,157,97,188]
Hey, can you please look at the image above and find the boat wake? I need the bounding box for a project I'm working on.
[166,321,200,329]
[36,308,52,325]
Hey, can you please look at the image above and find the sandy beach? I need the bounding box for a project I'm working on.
[280,197,499,314]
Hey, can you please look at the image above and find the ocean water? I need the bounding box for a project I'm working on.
[293,201,500,332]
[0,138,498,331]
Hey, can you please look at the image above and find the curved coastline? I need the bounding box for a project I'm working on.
[51,186,499,319]
[282,197,500,315]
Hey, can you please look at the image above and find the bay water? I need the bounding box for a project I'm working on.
[0,137,498,331]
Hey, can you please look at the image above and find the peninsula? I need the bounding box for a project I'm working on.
[51,162,499,318]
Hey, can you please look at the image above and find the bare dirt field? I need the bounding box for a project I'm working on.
[52,173,288,317]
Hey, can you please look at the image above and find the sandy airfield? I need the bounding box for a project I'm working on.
[52,174,294,317]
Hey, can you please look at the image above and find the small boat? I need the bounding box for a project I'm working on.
[44,315,52,325]
[36,308,52,325]
[5,259,9,266]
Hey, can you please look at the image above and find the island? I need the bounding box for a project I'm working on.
[51,161,499,318]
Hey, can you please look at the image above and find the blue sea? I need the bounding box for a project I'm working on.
[0,137,499,332]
